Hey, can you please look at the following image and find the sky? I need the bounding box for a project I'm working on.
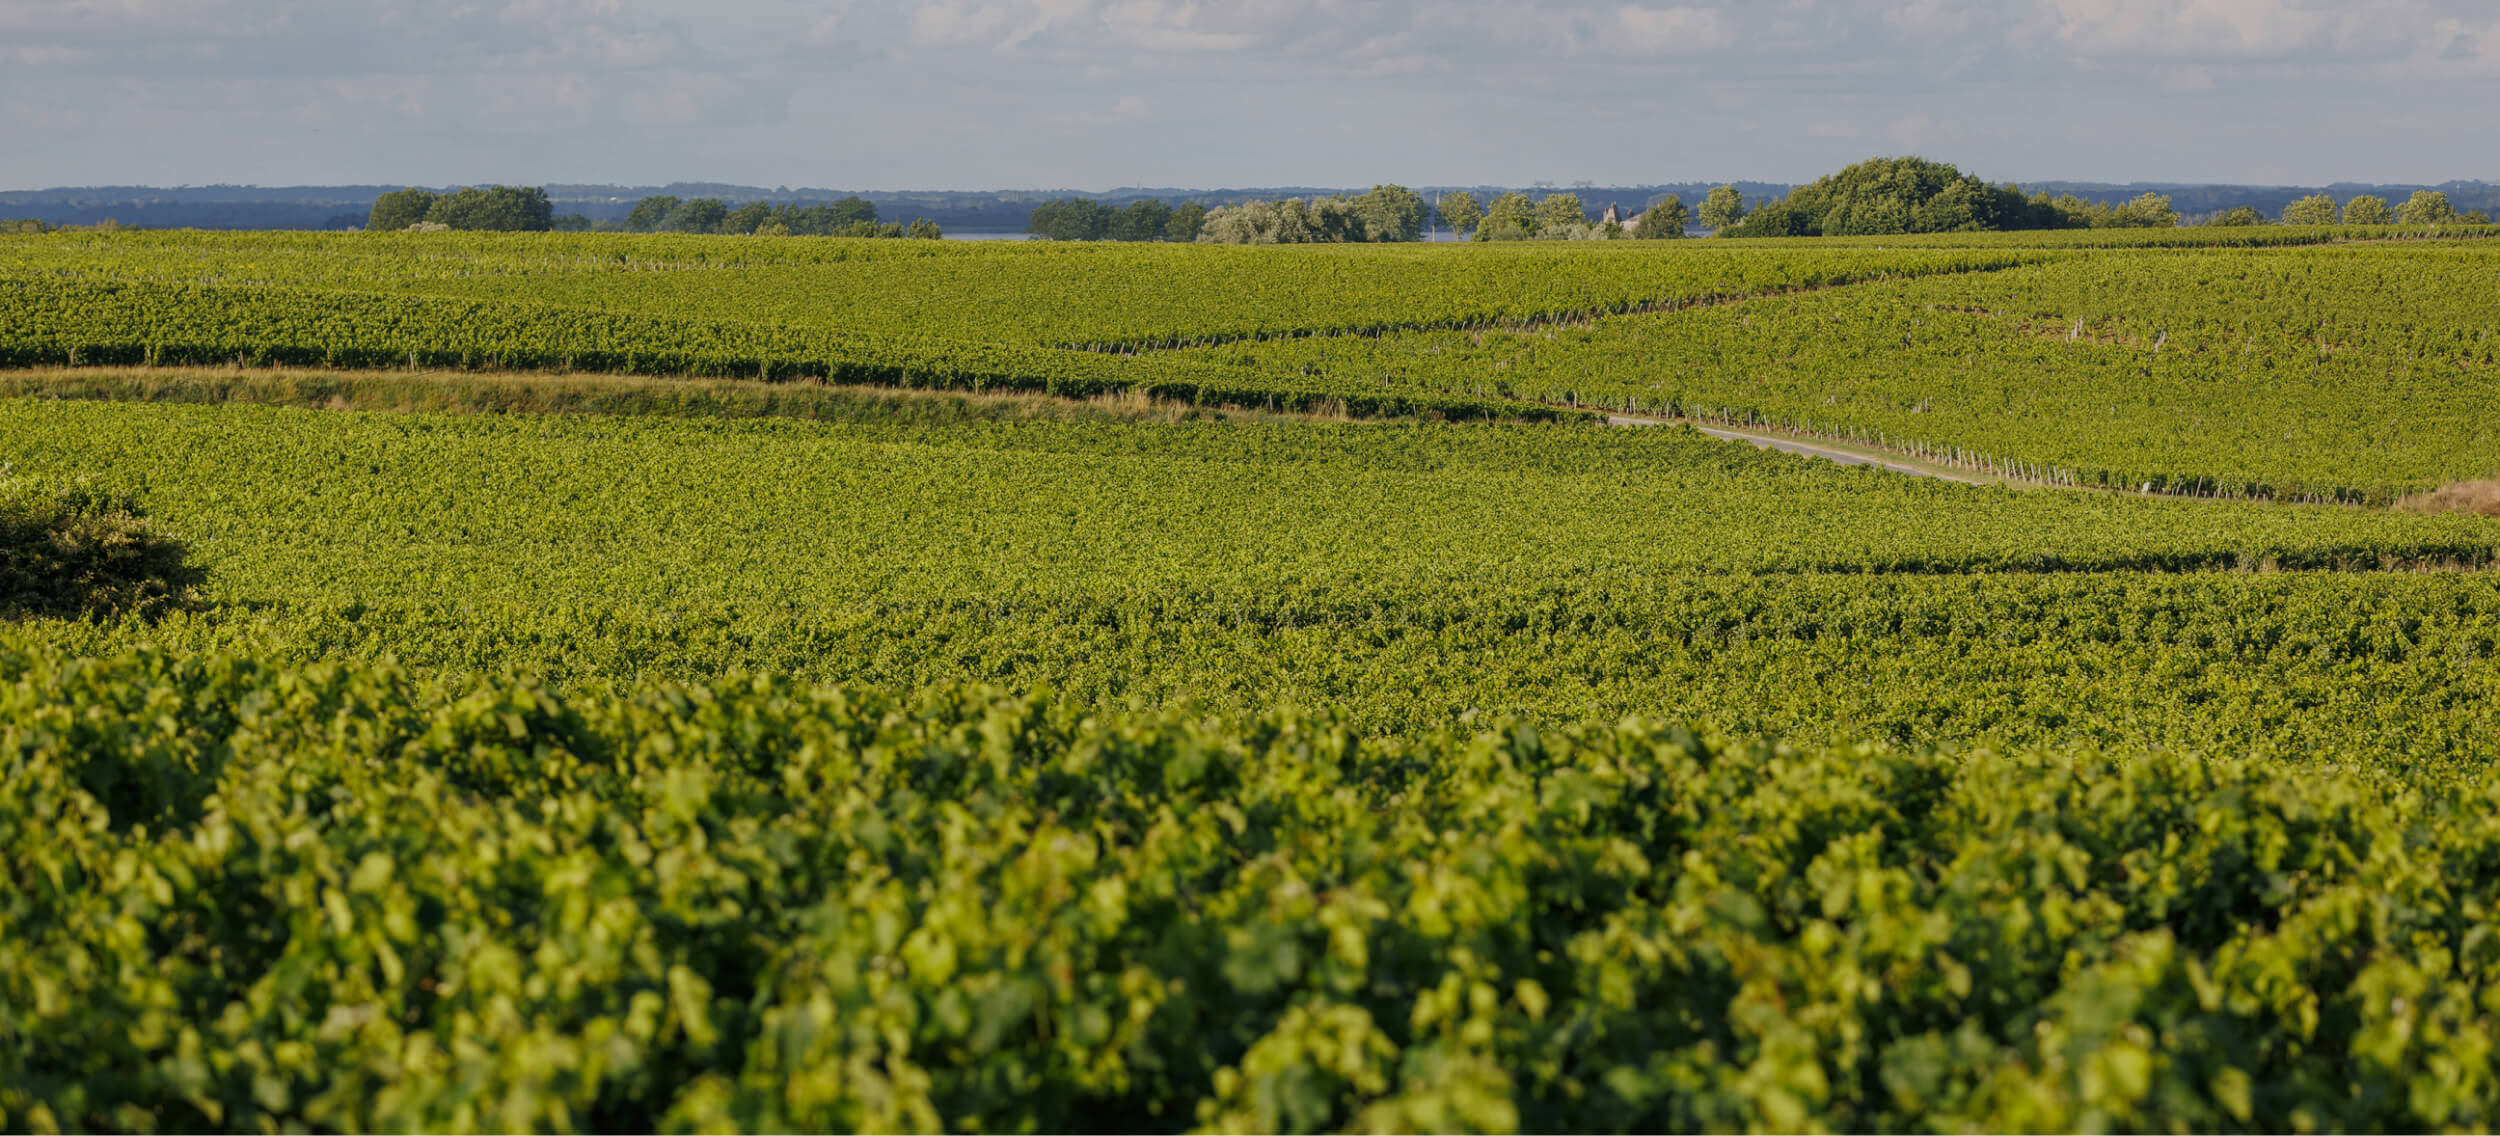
[4,0,2496,191]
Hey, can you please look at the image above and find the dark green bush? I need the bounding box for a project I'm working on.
[0,476,202,618]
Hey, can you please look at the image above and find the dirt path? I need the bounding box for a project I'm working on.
[1605,413,2006,486]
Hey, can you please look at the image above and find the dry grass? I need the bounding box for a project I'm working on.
[2397,478,2500,517]
[0,366,1338,427]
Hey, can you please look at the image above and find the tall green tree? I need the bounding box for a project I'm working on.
[1165,202,1209,243]
[1631,196,1689,238]
[424,186,554,232]
[826,196,878,227]
[2210,205,2265,227]
[1110,199,1173,242]
[1355,185,1428,241]
[2342,195,2393,225]
[1436,191,1482,238]
[660,198,729,234]
[624,196,681,232]
[2106,192,2178,228]
[724,202,774,235]
[1535,193,1587,232]
[2280,194,2340,225]
[1698,185,1746,232]
[1027,198,1115,241]
[2398,190,2457,226]
[1473,192,1538,241]
[367,188,438,231]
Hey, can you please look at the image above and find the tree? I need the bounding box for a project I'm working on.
[552,214,593,232]
[659,198,729,234]
[1535,193,1587,232]
[1473,192,1538,241]
[2210,205,2264,227]
[724,201,774,235]
[2343,195,2393,226]
[625,196,681,232]
[2105,192,2177,228]
[2280,194,2339,226]
[2398,190,2456,226]
[1632,195,1689,239]
[1165,202,1208,243]
[1437,191,1482,238]
[368,188,438,231]
[1196,201,1281,244]
[1355,185,1428,242]
[424,186,554,232]
[826,196,878,228]
[2464,209,2493,225]
[1698,185,1746,232]
[906,218,944,239]
[1111,199,1173,242]
[1026,198,1115,241]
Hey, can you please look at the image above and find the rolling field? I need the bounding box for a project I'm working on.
[6,229,2500,1131]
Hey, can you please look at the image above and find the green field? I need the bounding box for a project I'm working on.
[5,230,2500,1132]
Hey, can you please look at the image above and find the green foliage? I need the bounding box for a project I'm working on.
[624,195,681,232]
[9,649,2500,1131]
[1111,198,1173,242]
[1720,157,2083,237]
[1357,185,1428,242]
[365,188,437,232]
[0,475,200,619]
[1164,202,1208,243]
[1436,191,1483,237]
[1698,185,1746,232]
[1028,198,1117,241]
[2208,205,2265,227]
[660,198,729,235]
[424,186,556,232]
[2401,190,2458,226]
[2344,194,2394,225]
[2281,194,2340,225]
[1196,189,1430,245]
[1631,196,1689,239]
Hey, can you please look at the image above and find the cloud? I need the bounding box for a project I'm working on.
[1612,6,1734,55]
[3,0,2497,188]
[1032,94,1152,131]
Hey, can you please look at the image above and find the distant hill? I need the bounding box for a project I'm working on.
[4,180,2493,231]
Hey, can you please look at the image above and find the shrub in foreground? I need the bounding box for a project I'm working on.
[0,478,200,619]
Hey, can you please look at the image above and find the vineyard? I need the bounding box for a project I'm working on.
[5,229,2500,1131]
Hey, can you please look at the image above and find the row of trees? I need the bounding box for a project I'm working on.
[2266,190,2486,226]
[1028,186,1430,244]
[1026,198,1211,242]
[367,186,560,232]
[1197,186,1429,244]
[617,195,937,237]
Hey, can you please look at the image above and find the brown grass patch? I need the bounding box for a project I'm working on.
[2397,478,2500,517]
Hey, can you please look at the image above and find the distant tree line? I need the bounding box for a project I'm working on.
[1668,159,2493,238]
[619,195,940,238]
[363,188,941,237]
[1026,186,1429,244]
[2267,190,2485,226]
[367,186,562,232]
[1027,198,1211,242]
